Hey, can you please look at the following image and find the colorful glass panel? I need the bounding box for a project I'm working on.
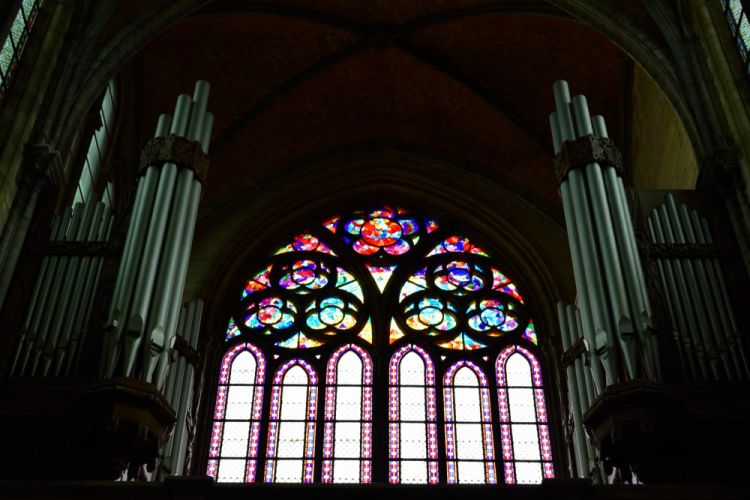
[275,233,336,256]
[443,362,497,484]
[216,206,552,484]
[0,0,42,103]
[264,360,318,483]
[496,345,553,484]
[722,0,750,73]
[427,235,488,257]
[207,343,265,482]
[322,345,373,483]
[366,263,396,292]
[388,344,439,484]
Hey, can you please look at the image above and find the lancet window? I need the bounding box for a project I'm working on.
[0,0,43,103]
[208,206,554,484]
[721,0,750,73]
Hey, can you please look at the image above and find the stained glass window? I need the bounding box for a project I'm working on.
[443,361,497,484]
[496,345,554,484]
[0,0,43,104]
[207,343,265,482]
[322,344,373,483]
[209,205,553,484]
[264,359,318,483]
[388,344,439,484]
[721,0,750,73]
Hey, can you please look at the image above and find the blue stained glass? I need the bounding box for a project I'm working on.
[225,318,241,340]
[400,281,425,300]
[345,219,365,235]
[307,315,324,330]
[336,267,364,302]
[399,218,419,235]
[500,316,519,332]
[321,306,344,325]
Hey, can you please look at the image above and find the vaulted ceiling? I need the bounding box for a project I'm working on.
[87,0,681,306]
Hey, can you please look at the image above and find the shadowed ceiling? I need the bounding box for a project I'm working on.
[109,0,638,227]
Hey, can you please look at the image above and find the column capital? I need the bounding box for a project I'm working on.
[22,137,63,189]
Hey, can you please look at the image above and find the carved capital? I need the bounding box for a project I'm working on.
[22,140,63,188]
[554,135,623,184]
[139,134,209,183]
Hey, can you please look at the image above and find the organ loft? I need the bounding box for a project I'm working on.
[0,1,750,499]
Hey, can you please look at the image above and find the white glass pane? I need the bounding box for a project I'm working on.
[399,422,427,459]
[511,424,541,460]
[230,351,256,384]
[400,351,425,384]
[217,458,246,482]
[454,387,481,422]
[333,422,361,458]
[507,388,536,422]
[400,460,428,484]
[274,459,303,482]
[225,384,255,420]
[276,421,306,457]
[506,353,532,386]
[279,385,308,420]
[334,386,362,420]
[454,366,479,387]
[337,351,362,384]
[332,459,360,483]
[220,421,250,457]
[400,386,426,421]
[284,365,308,384]
[457,461,485,484]
[455,423,484,459]
[515,461,543,484]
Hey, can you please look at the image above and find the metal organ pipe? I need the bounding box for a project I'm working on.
[550,108,606,394]
[557,302,588,478]
[572,95,638,379]
[101,80,212,382]
[694,212,748,378]
[662,199,720,379]
[103,114,173,378]
[677,203,731,379]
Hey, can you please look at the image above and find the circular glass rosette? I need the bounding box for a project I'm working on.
[428,258,490,295]
[402,294,459,336]
[244,295,298,333]
[272,256,335,294]
[303,295,362,337]
[466,297,521,336]
[341,207,420,257]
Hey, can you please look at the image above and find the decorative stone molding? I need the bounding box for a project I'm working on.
[553,135,623,184]
[23,139,63,187]
[138,134,209,183]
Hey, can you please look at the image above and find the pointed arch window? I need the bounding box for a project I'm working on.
[322,344,373,483]
[496,345,554,484]
[721,0,750,73]
[388,344,439,484]
[208,206,555,484]
[264,359,318,483]
[0,0,43,104]
[207,342,266,482]
[443,361,497,484]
